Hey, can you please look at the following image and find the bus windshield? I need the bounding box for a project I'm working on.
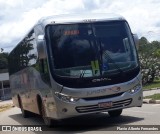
[46,21,138,78]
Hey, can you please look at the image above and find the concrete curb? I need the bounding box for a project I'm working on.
[143,99,160,104]
[143,87,160,91]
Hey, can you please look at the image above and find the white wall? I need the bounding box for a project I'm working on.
[0,73,9,81]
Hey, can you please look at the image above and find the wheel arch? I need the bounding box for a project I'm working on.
[17,94,22,108]
[36,94,43,115]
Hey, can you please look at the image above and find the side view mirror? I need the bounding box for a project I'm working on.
[133,34,139,46]
[37,35,46,59]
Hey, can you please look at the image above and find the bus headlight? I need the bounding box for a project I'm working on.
[128,84,141,94]
[55,92,79,103]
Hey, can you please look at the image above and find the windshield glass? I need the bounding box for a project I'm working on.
[46,21,138,78]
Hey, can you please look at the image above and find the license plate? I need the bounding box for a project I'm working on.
[98,101,112,108]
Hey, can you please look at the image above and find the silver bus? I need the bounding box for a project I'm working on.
[8,13,142,126]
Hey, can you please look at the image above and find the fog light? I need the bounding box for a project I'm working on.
[55,92,79,103]
[70,98,74,102]
[131,89,135,93]
[128,84,141,94]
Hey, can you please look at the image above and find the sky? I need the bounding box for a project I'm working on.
[1,0,160,52]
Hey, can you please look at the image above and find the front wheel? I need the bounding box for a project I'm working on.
[40,101,53,127]
[40,101,60,127]
[108,109,122,117]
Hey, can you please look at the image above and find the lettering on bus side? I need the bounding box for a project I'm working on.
[86,86,121,96]
[83,19,96,22]
[86,88,108,96]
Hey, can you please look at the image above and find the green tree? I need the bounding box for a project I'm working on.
[0,52,9,73]
[139,37,148,46]
[138,37,160,84]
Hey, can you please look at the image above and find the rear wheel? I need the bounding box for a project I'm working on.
[108,109,122,117]
[19,97,31,118]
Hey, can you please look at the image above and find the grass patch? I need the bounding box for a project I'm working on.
[0,104,14,112]
[143,80,160,90]
[144,93,160,100]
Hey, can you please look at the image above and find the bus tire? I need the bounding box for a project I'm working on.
[108,109,122,117]
[18,96,30,118]
[40,100,53,127]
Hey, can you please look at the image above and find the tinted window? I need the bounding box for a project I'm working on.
[46,21,138,78]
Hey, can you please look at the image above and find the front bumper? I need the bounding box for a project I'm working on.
[53,88,142,119]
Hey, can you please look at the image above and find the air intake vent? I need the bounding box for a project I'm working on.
[83,92,124,101]
[76,98,132,113]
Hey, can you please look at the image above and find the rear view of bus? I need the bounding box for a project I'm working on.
[9,13,142,126]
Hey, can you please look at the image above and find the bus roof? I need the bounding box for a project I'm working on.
[9,13,125,54]
[38,13,125,26]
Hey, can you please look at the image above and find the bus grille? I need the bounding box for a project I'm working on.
[82,92,124,101]
[75,98,132,113]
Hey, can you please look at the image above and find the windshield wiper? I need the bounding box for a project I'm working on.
[79,70,86,78]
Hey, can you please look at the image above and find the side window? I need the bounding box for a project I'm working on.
[34,25,51,86]
[26,30,38,66]
[8,29,37,75]
[39,59,51,86]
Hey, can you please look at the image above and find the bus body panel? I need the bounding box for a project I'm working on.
[43,73,142,119]
[8,13,142,120]
[10,67,142,119]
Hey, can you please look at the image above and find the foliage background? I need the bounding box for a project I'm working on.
[0,52,9,73]
[138,37,160,85]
